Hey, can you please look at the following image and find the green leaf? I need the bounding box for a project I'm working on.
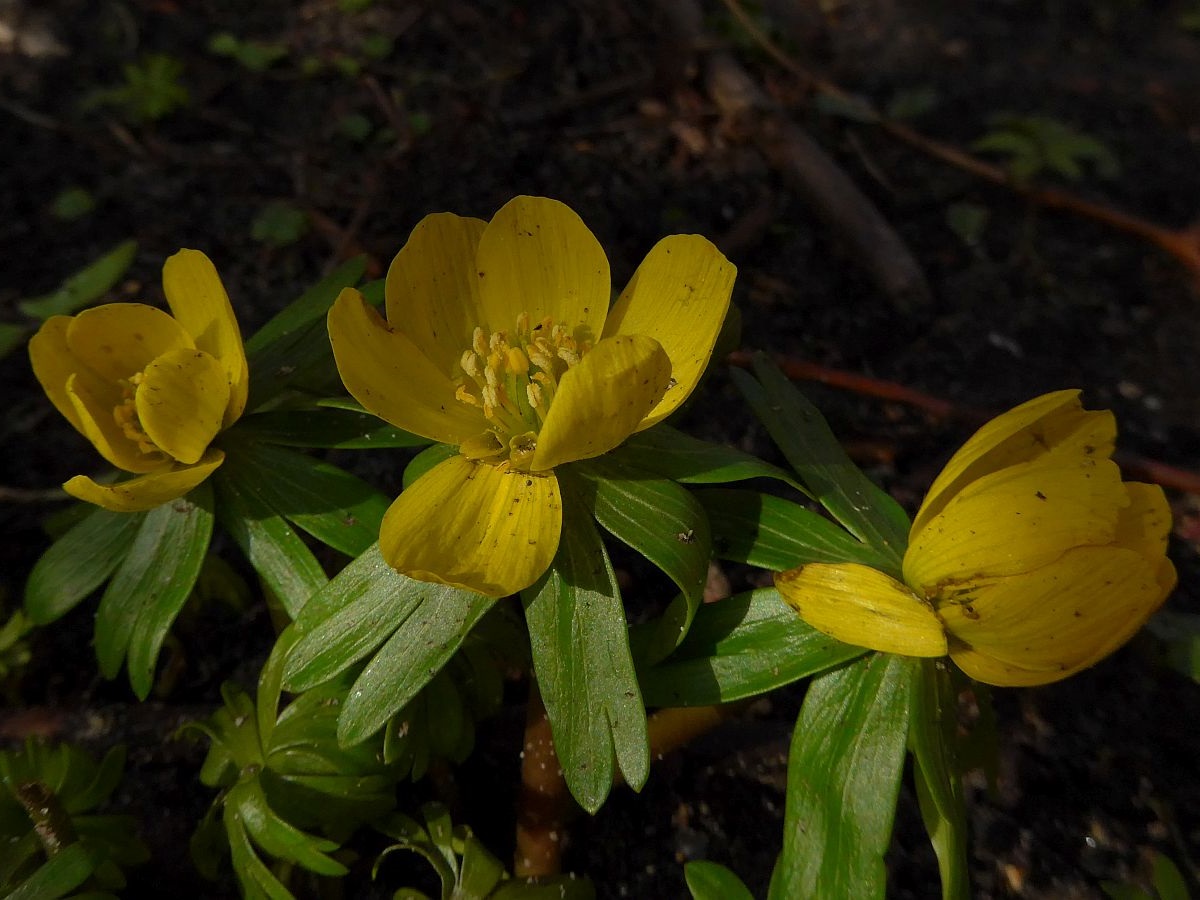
[609,424,802,490]
[770,654,916,900]
[698,488,898,573]
[231,405,430,449]
[212,467,327,621]
[492,879,597,900]
[521,505,649,813]
[68,745,126,812]
[221,442,388,557]
[5,843,96,900]
[50,187,97,222]
[570,460,710,660]
[1147,610,1200,684]
[25,506,145,625]
[18,240,138,321]
[251,201,308,248]
[685,860,755,900]
[283,545,490,748]
[735,358,909,569]
[1151,853,1191,900]
[245,257,365,358]
[224,805,295,900]
[909,660,970,900]
[245,258,366,409]
[93,483,214,698]
[284,544,426,690]
[456,835,505,897]
[638,588,863,707]
[229,780,346,876]
[0,322,29,359]
[337,576,492,747]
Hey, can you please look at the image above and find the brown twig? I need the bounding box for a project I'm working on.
[725,349,976,422]
[727,349,1200,496]
[717,0,1200,286]
[514,683,749,878]
[655,0,931,310]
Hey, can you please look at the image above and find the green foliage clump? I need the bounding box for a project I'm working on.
[84,54,191,123]
[973,113,1120,184]
[376,802,594,899]
[186,634,399,899]
[0,741,148,898]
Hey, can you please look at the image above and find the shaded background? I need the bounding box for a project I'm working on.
[1,1,1199,897]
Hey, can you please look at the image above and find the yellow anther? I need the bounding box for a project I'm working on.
[506,347,530,375]
[454,312,592,469]
[455,384,481,407]
[461,351,480,379]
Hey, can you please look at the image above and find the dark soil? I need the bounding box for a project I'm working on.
[2,1,1198,898]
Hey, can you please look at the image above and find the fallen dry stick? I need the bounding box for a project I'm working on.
[655,0,931,310]
[717,0,1200,287]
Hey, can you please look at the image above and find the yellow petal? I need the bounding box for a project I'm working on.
[64,449,225,512]
[602,234,736,429]
[913,390,1115,534]
[1113,482,1171,561]
[66,373,165,474]
[945,647,1072,687]
[530,334,671,471]
[66,303,193,383]
[379,455,562,598]
[385,213,488,376]
[904,455,1126,594]
[136,349,231,465]
[473,196,609,340]
[29,316,103,435]
[162,249,249,426]
[774,563,948,657]
[942,545,1170,686]
[328,288,485,445]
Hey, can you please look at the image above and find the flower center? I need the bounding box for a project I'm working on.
[455,312,592,469]
[112,373,168,463]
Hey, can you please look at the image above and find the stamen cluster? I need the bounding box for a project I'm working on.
[112,374,165,462]
[455,313,591,468]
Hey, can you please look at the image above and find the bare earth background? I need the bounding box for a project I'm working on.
[1,1,1199,897]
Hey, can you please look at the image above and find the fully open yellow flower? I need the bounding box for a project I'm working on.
[775,390,1176,686]
[29,250,248,512]
[328,195,735,597]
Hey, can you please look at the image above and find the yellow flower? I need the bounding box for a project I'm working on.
[29,249,248,512]
[774,390,1177,686]
[328,195,735,597]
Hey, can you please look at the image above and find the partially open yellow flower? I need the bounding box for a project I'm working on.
[29,249,248,512]
[328,195,735,597]
[775,390,1177,686]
